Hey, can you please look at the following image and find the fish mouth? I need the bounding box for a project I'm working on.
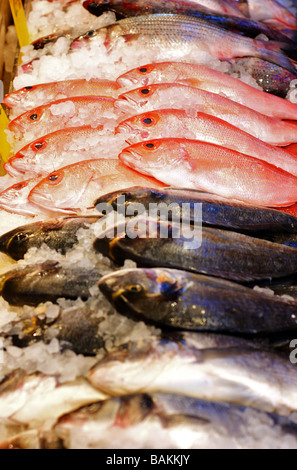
[3,163,24,178]
[116,76,148,88]
[114,94,145,113]
[115,122,143,144]
[119,148,145,171]
[8,118,24,133]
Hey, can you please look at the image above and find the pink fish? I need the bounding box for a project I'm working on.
[28,159,164,215]
[115,83,297,145]
[247,0,297,29]
[116,62,297,121]
[0,178,43,216]
[8,96,121,148]
[119,138,297,207]
[115,109,297,176]
[4,79,121,116]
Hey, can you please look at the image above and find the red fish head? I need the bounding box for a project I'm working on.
[115,111,161,143]
[8,108,44,133]
[115,85,157,112]
[117,64,157,87]
[3,85,37,109]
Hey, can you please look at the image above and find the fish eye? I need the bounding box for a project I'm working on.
[127,284,143,294]
[145,143,154,149]
[13,232,29,242]
[139,67,147,73]
[46,171,63,185]
[87,30,95,36]
[29,113,38,121]
[25,86,33,90]
[12,182,27,190]
[142,117,152,125]
[34,141,44,150]
[140,88,150,95]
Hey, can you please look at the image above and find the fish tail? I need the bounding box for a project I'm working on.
[255,40,297,73]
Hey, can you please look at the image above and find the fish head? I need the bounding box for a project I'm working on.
[8,106,47,135]
[0,223,41,260]
[117,63,161,88]
[70,26,109,49]
[83,0,126,19]
[119,139,186,176]
[115,85,160,113]
[115,111,163,144]
[99,267,184,321]
[3,85,37,109]
[0,178,42,216]
[28,167,82,215]
[5,138,49,176]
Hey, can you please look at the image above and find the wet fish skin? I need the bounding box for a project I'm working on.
[39,393,297,449]
[115,108,297,170]
[94,215,297,280]
[119,139,297,207]
[27,159,164,216]
[231,57,297,98]
[81,0,294,45]
[98,266,297,334]
[4,79,121,115]
[116,61,297,120]
[0,260,105,306]
[94,186,297,233]
[71,14,296,74]
[88,330,297,415]
[0,178,43,216]
[7,301,106,356]
[0,216,100,261]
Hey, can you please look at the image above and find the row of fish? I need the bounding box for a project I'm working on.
[2,0,297,449]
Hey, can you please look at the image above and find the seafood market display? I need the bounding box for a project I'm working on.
[1,0,297,449]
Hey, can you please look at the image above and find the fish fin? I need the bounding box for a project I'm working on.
[255,40,297,72]
[122,33,141,43]
[160,280,184,300]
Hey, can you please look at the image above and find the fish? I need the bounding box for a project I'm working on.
[115,109,297,173]
[30,30,75,50]
[4,79,121,115]
[246,0,297,30]
[0,216,100,260]
[5,298,109,355]
[94,186,297,233]
[35,393,297,449]
[284,144,297,157]
[98,266,297,334]
[231,57,297,98]
[8,96,119,147]
[94,217,297,281]
[70,14,297,74]
[119,139,297,207]
[4,126,124,177]
[116,62,297,120]
[0,260,110,307]
[88,331,297,415]
[0,369,107,429]
[83,0,247,18]
[80,0,294,45]
[0,178,44,216]
[28,159,164,215]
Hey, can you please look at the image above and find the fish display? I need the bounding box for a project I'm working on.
[116,61,297,118]
[94,186,297,233]
[0,216,100,260]
[71,14,296,73]
[115,84,297,145]
[8,96,119,147]
[4,126,124,177]
[27,159,164,215]
[98,266,297,334]
[0,260,106,306]
[88,331,297,415]
[2,0,297,450]
[4,79,121,115]
[119,139,297,206]
[115,109,297,173]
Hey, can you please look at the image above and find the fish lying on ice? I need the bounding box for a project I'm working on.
[0,260,108,306]
[94,186,297,233]
[116,109,297,174]
[119,139,297,207]
[116,61,297,119]
[71,14,296,74]
[4,79,121,116]
[4,126,125,177]
[98,266,297,335]
[0,178,44,216]
[88,331,297,415]
[27,159,164,216]
[0,216,101,260]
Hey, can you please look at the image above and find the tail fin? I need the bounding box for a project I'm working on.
[255,39,297,73]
